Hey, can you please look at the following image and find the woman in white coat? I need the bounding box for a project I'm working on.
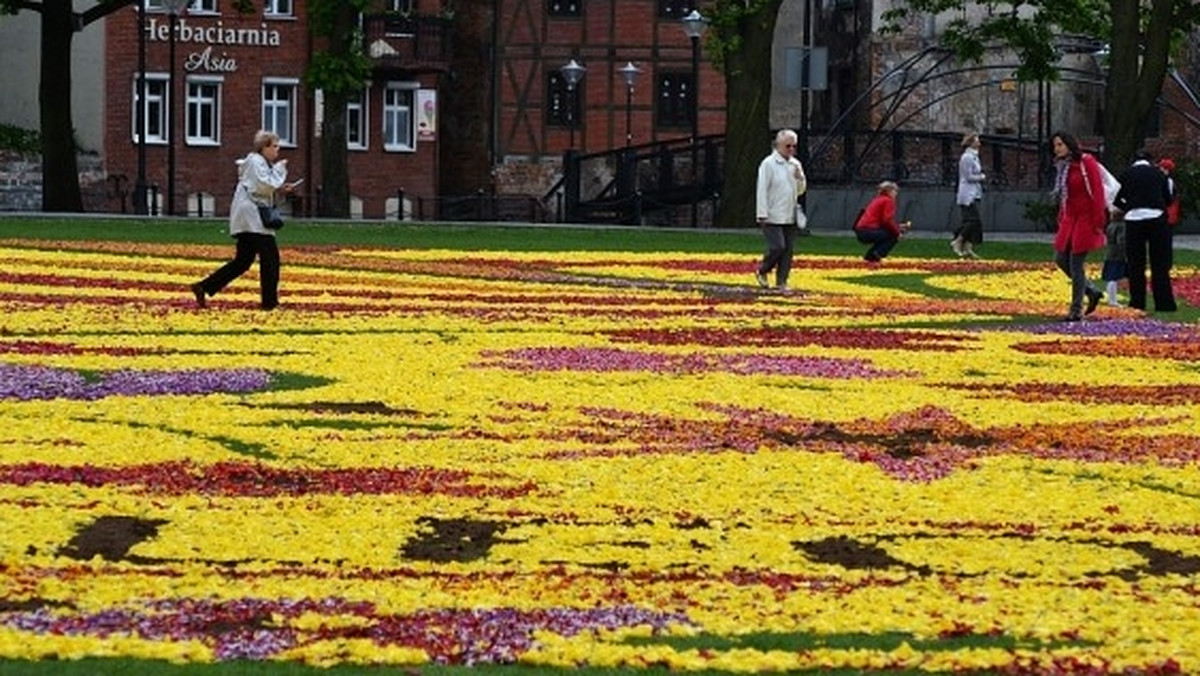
[950,132,986,259]
[191,130,298,310]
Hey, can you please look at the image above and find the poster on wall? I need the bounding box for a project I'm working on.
[417,89,437,142]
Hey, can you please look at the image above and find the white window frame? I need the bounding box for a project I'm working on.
[262,79,299,146]
[190,0,218,15]
[145,0,212,11]
[383,82,418,152]
[347,88,369,150]
[265,0,294,17]
[132,73,170,145]
[186,76,223,146]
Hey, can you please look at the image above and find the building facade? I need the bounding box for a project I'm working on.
[102,0,448,219]
[3,1,1199,219]
[486,0,726,197]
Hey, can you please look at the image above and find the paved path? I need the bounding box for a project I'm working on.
[808,227,1200,251]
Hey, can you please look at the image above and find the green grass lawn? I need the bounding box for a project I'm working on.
[7,214,1188,262]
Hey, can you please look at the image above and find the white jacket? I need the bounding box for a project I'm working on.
[756,150,806,225]
[228,152,288,236]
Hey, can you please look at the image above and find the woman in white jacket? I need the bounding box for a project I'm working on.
[950,132,986,259]
[191,130,298,310]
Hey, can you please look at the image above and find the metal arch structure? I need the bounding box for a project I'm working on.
[809,35,1200,186]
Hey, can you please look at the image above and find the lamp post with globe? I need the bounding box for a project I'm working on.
[164,0,190,216]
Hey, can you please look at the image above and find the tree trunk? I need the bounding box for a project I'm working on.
[714,0,782,228]
[319,100,351,218]
[1101,0,1175,169]
[40,0,84,212]
[316,2,358,218]
[440,0,494,197]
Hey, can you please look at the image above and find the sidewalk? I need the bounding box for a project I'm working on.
[811,226,1200,251]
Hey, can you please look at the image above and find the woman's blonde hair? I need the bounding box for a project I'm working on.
[878,180,899,194]
[253,130,280,153]
[961,132,979,148]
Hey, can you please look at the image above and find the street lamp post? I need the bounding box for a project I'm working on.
[132,2,149,215]
[618,62,641,147]
[681,10,707,228]
[164,0,190,217]
[681,10,707,143]
[560,59,587,149]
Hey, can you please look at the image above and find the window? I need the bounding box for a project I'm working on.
[347,89,368,150]
[656,71,693,128]
[145,0,211,11]
[381,0,416,37]
[265,0,293,17]
[186,77,222,145]
[657,0,692,18]
[546,71,582,128]
[383,83,417,151]
[547,0,581,17]
[132,74,169,145]
[262,80,298,145]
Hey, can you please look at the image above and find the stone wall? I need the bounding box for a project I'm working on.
[0,152,111,213]
[0,151,41,212]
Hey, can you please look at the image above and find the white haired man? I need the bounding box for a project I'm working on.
[754,128,807,291]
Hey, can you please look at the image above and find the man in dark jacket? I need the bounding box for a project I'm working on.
[1113,150,1176,312]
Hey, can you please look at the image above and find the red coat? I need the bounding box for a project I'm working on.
[854,193,901,237]
[1053,153,1107,254]
[1166,181,1181,226]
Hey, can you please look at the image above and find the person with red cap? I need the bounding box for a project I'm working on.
[1159,157,1181,271]
[1159,158,1181,228]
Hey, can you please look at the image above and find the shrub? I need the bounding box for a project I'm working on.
[1021,198,1058,232]
[0,124,41,154]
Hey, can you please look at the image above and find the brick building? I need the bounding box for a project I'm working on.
[4,1,1198,220]
[484,0,726,196]
[103,0,447,219]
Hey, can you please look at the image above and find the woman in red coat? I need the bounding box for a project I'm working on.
[853,181,911,262]
[1050,132,1107,321]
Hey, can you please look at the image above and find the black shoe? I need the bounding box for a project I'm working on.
[1085,289,1102,315]
[190,283,206,308]
[1061,313,1082,322]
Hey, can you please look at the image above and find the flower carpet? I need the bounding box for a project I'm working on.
[2,237,1200,674]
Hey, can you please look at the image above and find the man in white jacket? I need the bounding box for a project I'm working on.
[754,129,807,291]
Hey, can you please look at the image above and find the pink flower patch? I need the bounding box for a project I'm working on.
[478,346,913,378]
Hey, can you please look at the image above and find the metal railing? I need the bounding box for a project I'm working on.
[361,14,453,72]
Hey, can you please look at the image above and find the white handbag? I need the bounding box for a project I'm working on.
[795,204,808,230]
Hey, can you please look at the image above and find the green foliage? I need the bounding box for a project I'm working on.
[306,49,372,95]
[0,658,1015,676]
[622,629,1094,653]
[1173,159,1200,221]
[0,124,40,154]
[305,0,372,94]
[1021,198,1059,233]
[701,0,778,73]
[882,0,1108,82]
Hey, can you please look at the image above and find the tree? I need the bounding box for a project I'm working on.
[882,0,1200,169]
[2,0,262,213]
[306,0,371,218]
[706,0,784,228]
[1,0,137,212]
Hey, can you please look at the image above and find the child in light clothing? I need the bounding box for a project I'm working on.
[1101,219,1126,306]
